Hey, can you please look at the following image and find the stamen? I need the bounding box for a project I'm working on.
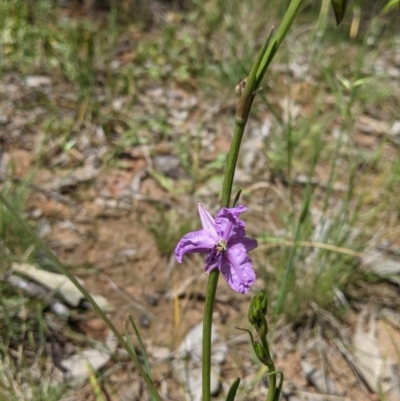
[215,240,227,255]
[206,240,227,264]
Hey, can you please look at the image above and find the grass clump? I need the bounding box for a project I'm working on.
[149,207,195,257]
[0,182,31,265]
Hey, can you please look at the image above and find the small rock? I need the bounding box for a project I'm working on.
[105,199,118,209]
[26,75,52,88]
[153,154,182,179]
[139,314,151,328]
[150,346,171,361]
[389,120,400,144]
[0,114,9,125]
[117,249,138,258]
[145,293,160,306]
[36,218,52,238]
[171,322,227,401]
[301,361,341,395]
[0,151,10,180]
[27,208,43,219]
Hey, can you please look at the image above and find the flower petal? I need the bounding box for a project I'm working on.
[175,230,215,263]
[214,205,247,241]
[228,237,258,252]
[220,245,256,294]
[197,203,218,238]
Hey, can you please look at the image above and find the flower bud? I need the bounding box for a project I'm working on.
[254,341,270,365]
[252,289,268,315]
[331,0,348,25]
[248,289,268,329]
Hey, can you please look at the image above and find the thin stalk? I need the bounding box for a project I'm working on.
[274,217,302,315]
[260,336,276,401]
[255,0,304,88]
[275,146,317,315]
[201,268,219,401]
[202,30,272,401]
[202,1,305,399]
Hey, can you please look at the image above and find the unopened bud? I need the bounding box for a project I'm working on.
[331,0,348,25]
[248,289,268,325]
[254,341,270,365]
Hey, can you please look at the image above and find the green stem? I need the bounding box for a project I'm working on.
[202,29,267,401]
[255,0,304,88]
[202,2,304,399]
[260,326,277,401]
[220,122,248,206]
[275,139,316,315]
[201,51,259,401]
[274,220,302,315]
[201,268,220,401]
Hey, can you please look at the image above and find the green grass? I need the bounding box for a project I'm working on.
[245,8,400,318]
[0,182,31,266]
[149,207,196,257]
[0,280,67,401]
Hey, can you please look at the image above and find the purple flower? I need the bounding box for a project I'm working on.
[175,203,258,294]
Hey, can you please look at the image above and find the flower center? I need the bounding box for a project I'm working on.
[215,240,227,255]
[205,240,227,265]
